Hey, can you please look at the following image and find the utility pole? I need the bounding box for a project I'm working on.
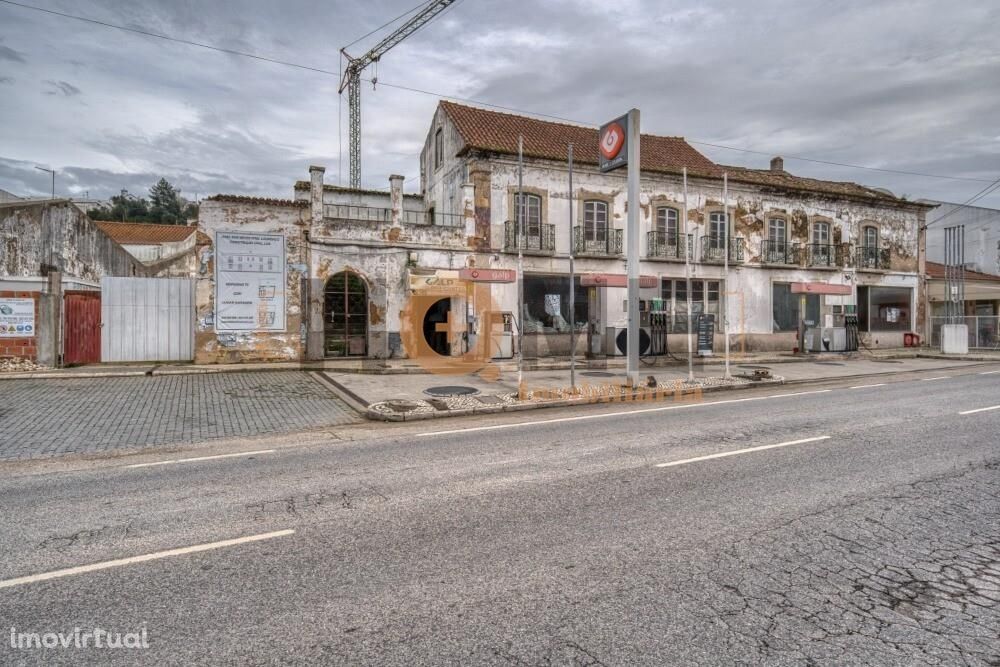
[35,166,55,199]
[625,109,640,389]
[568,143,576,392]
[723,172,731,379]
[517,135,525,396]
[683,167,693,381]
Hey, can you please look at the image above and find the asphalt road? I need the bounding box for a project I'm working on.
[1,366,999,665]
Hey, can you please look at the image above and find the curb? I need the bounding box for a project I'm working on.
[363,377,787,422]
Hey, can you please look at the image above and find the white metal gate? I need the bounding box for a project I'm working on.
[101,277,195,362]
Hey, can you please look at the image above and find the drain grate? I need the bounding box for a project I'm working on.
[424,385,480,397]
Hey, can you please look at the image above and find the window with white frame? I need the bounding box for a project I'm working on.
[708,211,728,249]
[768,217,787,246]
[656,206,679,243]
[863,226,879,248]
[515,193,542,236]
[812,221,830,244]
[584,200,608,242]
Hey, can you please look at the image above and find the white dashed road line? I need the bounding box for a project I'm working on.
[979,370,1000,375]
[850,383,887,389]
[0,530,295,589]
[921,376,951,381]
[655,436,831,469]
[126,450,276,469]
[959,405,1000,416]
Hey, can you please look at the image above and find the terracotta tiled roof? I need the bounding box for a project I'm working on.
[439,101,721,177]
[95,221,196,244]
[722,165,932,206]
[926,261,1000,281]
[205,194,307,207]
[195,230,212,246]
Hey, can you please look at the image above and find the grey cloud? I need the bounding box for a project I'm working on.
[0,43,26,63]
[44,80,82,96]
[0,76,13,85]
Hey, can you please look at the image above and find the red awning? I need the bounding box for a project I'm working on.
[458,268,517,283]
[791,282,852,295]
[580,273,658,288]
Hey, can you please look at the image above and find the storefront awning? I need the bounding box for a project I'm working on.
[580,273,658,288]
[458,268,516,283]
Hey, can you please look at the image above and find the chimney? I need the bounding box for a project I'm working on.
[770,156,784,172]
[308,165,325,225]
[389,174,404,229]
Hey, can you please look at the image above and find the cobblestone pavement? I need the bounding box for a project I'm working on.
[0,372,360,461]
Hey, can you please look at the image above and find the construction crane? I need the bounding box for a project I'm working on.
[339,0,457,189]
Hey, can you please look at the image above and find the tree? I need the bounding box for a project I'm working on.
[88,191,150,222]
[148,178,184,224]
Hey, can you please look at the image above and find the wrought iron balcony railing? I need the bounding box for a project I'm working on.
[805,243,848,268]
[504,221,556,254]
[573,226,623,256]
[646,231,692,260]
[761,239,801,265]
[855,245,891,270]
[700,235,745,263]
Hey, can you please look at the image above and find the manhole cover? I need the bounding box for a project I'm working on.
[582,371,617,377]
[424,385,480,397]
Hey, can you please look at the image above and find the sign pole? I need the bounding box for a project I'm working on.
[683,167,693,381]
[568,143,576,392]
[625,109,640,389]
[723,172,731,379]
[517,135,525,395]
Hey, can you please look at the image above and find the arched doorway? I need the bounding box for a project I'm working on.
[324,271,368,357]
[422,297,451,357]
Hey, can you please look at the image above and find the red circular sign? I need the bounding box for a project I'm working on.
[600,122,625,160]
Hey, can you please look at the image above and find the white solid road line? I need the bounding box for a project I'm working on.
[0,530,295,590]
[126,449,276,469]
[921,376,951,381]
[655,436,831,469]
[416,390,833,437]
[959,405,1000,415]
[850,383,887,389]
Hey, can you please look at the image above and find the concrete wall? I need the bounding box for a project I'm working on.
[194,199,309,364]
[1,200,148,281]
[924,201,1000,275]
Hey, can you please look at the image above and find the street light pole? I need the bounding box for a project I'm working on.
[34,166,55,199]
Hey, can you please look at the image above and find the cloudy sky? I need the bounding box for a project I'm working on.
[1,0,998,209]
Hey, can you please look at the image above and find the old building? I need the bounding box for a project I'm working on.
[194,101,934,365]
[94,221,199,277]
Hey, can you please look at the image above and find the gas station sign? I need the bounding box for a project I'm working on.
[598,114,629,172]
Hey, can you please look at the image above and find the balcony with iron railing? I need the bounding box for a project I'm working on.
[646,231,692,261]
[700,235,745,264]
[573,226,623,257]
[322,204,465,227]
[855,245,891,271]
[760,239,801,265]
[504,221,556,254]
[805,243,848,268]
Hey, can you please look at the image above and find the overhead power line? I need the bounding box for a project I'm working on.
[3,0,996,187]
[925,176,1000,228]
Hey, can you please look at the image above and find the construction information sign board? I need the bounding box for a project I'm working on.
[0,298,34,337]
[215,231,286,332]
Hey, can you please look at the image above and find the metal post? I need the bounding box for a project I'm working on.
[723,172,731,378]
[517,135,525,395]
[35,166,55,199]
[568,143,576,391]
[683,167,693,381]
[625,109,641,389]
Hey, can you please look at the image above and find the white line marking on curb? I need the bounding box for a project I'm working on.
[850,383,887,389]
[959,405,1000,415]
[921,376,951,381]
[417,390,832,437]
[979,370,1000,375]
[655,436,831,469]
[126,450,275,469]
[0,530,295,589]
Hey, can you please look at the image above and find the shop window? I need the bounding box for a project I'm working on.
[660,278,723,333]
[867,286,911,331]
[772,282,819,332]
[523,275,588,333]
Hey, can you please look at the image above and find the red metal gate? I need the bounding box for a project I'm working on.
[64,291,101,365]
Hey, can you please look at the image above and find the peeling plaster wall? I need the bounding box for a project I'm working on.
[195,200,309,364]
[1,201,148,280]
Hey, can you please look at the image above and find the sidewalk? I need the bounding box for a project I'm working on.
[319,356,997,421]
